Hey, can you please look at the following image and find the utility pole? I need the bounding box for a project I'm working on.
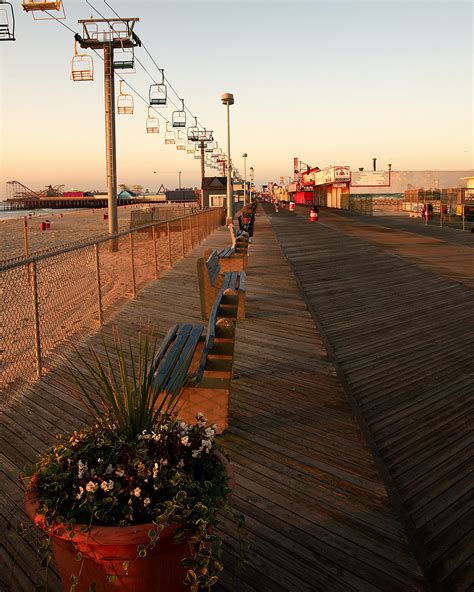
[77,18,140,240]
[200,140,206,180]
[178,171,182,189]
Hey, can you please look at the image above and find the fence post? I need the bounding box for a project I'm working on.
[196,213,200,243]
[23,219,29,258]
[30,261,42,378]
[152,225,159,279]
[130,232,137,298]
[167,221,172,267]
[94,243,103,326]
[190,215,194,248]
[181,217,185,257]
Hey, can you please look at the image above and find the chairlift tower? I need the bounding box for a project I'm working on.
[188,127,214,202]
[77,17,140,238]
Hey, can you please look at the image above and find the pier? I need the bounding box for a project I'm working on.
[1,206,472,591]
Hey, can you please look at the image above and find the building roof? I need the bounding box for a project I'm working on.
[202,177,227,190]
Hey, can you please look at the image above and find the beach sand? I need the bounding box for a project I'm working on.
[0,206,137,262]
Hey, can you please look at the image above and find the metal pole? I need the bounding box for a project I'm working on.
[94,243,103,325]
[23,219,29,258]
[243,155,247,206]
[104,43,118,240]
[181,217,185,256]
[30,261,42,377]
[167,221,172,266]
[178,171,182,189]
[200,140,205,181]
[130,232,136,297]
[226,104,233,219]
[152,225,159,279]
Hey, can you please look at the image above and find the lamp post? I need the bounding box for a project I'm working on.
[249,166,254,202]
[221,92,234,218]
[242,153,248,205]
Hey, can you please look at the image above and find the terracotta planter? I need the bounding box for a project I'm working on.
[25,451,233,592]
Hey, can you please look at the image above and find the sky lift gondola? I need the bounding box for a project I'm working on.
[117,80,134,114]
[172,99,186,128]
[149,69,167,106]
[187,117,199,141]
[164,122,176,144]
[0,1,15,41]
[113,41,135,72]
[176,131,186,150]
[71,39,93,81]
[21,0,64,20]
[146,107,159,133]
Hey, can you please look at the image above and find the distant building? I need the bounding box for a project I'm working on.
[166,189,198,202]
[201,177,227,208]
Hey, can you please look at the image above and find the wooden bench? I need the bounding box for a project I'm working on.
[150,289,236,433]
[212,244,247,271]
[197,249,246,320]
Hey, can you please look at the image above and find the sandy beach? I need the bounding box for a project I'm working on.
[0,203,194,262]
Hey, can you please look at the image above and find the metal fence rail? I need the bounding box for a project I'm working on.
[0,207,224,401]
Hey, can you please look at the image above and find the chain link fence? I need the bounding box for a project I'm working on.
[0,208,224,402]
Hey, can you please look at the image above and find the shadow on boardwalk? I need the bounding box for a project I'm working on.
[1,211,430,591]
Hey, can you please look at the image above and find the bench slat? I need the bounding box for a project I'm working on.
[150,324,180,374]
[152,324,194,393]
[166,325,204,397]
[221,272,232,292]
[238,271,246,292]
[206,250,220,286]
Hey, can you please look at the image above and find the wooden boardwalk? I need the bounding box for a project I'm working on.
[268,205,473,592]
[0,209,429,591]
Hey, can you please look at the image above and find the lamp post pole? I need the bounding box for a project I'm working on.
[221,93,234,219]
[243,153,248,206]
[249,166,254,202]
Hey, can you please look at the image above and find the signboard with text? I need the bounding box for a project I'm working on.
[350,170,390,187]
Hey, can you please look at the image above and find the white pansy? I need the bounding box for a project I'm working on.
[143,497,151,507]
[133,487,141,497]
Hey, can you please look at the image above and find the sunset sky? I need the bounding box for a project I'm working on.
[0,0,472,194]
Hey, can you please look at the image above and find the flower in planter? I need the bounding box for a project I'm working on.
[24,328,235,591]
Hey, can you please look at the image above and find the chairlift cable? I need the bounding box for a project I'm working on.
[103,0,208,131]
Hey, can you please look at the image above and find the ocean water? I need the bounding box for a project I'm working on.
[0,208,88,221]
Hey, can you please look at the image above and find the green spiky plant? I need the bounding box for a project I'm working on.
[26,326,232,591]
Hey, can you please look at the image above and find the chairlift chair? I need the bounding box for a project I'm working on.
[194,153,201,160]
[21,0,64,20]
[186,142,195,154]
[205,141,216,153]
[71,39,93,81]
[187,117,199,141]
[149,70,167,106]
[164,122,176,145]
[146,107,159,134]
[172,99,186,128]
[176,131,186,151]
[117,80,134,114]
[113,42,134,72]
[0,1,15,41]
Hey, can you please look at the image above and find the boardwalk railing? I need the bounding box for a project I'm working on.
[0,207,224,399]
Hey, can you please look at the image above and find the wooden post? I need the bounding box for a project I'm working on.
[23,219,29,258]
[30,261,42,377]
[94,243,103,325]
[167,221,172,266]
[190,215,194,248]
[130,232,137,298]
[152,225,159,279]
[181,217,185,257]
[462,205,465,231]
[196,213,200,243]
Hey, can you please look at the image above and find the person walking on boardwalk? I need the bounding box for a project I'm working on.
[309,205,319,222]
[274,199,279,213]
